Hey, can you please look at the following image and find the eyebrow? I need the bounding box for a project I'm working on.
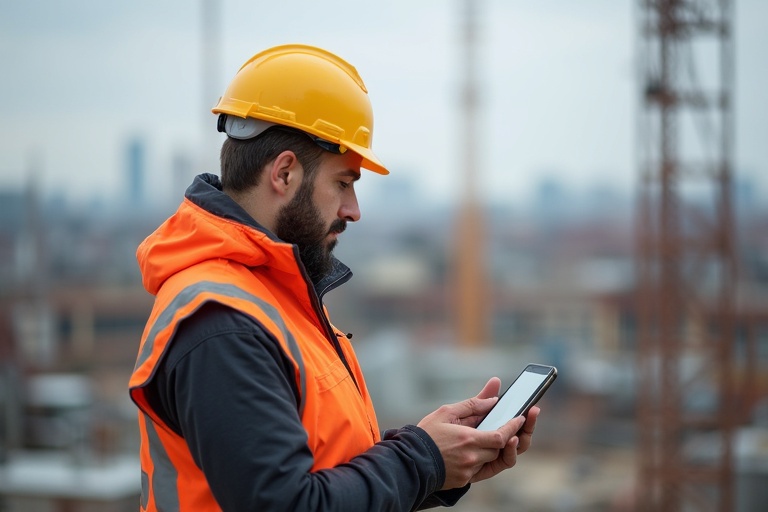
[339,169,361,181]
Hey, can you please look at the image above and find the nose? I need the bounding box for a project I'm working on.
[339,190,361,222]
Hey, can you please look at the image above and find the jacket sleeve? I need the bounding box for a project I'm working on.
[145,302,468,511]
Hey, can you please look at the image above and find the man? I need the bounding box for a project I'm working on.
[129,44,540,511]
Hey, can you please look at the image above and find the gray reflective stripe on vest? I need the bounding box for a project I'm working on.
[144,412,180,511]
[135,280,306,416]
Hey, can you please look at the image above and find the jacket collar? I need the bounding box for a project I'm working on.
[187,173,353,299]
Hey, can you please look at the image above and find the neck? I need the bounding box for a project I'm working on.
[225,187,279,234]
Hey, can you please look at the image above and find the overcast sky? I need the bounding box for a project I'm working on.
[0,0,765,209]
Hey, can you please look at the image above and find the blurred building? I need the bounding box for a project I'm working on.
[126,137,146,210]
[330,179,768,510]
[0,179,153,512]
[0,163,765,510]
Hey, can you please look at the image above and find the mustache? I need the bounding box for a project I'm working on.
[328,219,347,235]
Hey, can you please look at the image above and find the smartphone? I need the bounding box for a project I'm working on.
[476,363,557,431]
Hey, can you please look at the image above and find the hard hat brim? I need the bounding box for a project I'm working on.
[347,142,389,175]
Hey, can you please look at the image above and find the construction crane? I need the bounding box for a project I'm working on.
[453,0,490,348]
[635,1,737,510]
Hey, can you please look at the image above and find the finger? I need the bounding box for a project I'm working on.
[470,437,519,484]
[495,415,526,444]
[520,406,540,436]
[475,377,501,400]
[437,396,499,424]
[449,378,502,427]
[471,416,523,451]
[501,436,520,467]
[517,407,540,454]
[488,436,519,469]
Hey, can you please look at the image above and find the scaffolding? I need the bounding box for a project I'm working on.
[635,1,737,511]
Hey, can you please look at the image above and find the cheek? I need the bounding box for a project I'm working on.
[314,187,342,218]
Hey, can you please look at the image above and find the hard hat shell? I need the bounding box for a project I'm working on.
[212,44,389,175]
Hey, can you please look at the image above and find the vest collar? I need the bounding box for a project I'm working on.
[187,173,353,299]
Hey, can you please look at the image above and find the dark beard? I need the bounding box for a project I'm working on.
[274,179,346,283]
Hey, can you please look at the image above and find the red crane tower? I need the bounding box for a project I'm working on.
[635,1,737,510]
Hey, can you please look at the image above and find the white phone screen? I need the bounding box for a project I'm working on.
[476,370,550,431]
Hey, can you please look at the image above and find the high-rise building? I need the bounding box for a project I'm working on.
[126,137,145,207]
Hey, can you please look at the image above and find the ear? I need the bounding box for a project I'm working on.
[267,150,302,196]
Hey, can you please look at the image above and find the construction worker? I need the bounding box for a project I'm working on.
[128,44,540,511]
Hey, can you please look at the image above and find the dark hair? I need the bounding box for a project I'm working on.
[220,127,325,192]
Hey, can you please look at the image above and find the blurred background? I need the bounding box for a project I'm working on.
[1,1,766,511]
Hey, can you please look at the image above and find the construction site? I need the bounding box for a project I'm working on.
[1,1,767,511]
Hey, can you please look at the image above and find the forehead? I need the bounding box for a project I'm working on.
[318,150,363,178]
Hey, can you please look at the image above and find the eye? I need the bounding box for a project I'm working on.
[339,181,351,190]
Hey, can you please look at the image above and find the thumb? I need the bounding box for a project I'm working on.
[444,396,498,424]
[495,415,527,442]
[476,377,502,400]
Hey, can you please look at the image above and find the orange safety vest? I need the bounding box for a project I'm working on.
[129,243,380,510]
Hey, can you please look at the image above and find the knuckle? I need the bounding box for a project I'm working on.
[454,428,472,445]
[459,447,484,469]
[460,467,475,483]
[467,451,485,467]
[490,431,505,448]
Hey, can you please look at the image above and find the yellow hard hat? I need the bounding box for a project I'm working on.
[212,44,389,175]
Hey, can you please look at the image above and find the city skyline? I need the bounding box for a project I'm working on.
[1,0,766,208]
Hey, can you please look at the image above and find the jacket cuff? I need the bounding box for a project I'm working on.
[418,485,471,509]
[383,424,471,509]
[396,425,445,488]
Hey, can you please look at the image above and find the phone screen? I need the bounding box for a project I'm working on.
[476,364,556,431]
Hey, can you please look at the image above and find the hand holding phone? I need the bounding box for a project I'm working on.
[476,363,557,431]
